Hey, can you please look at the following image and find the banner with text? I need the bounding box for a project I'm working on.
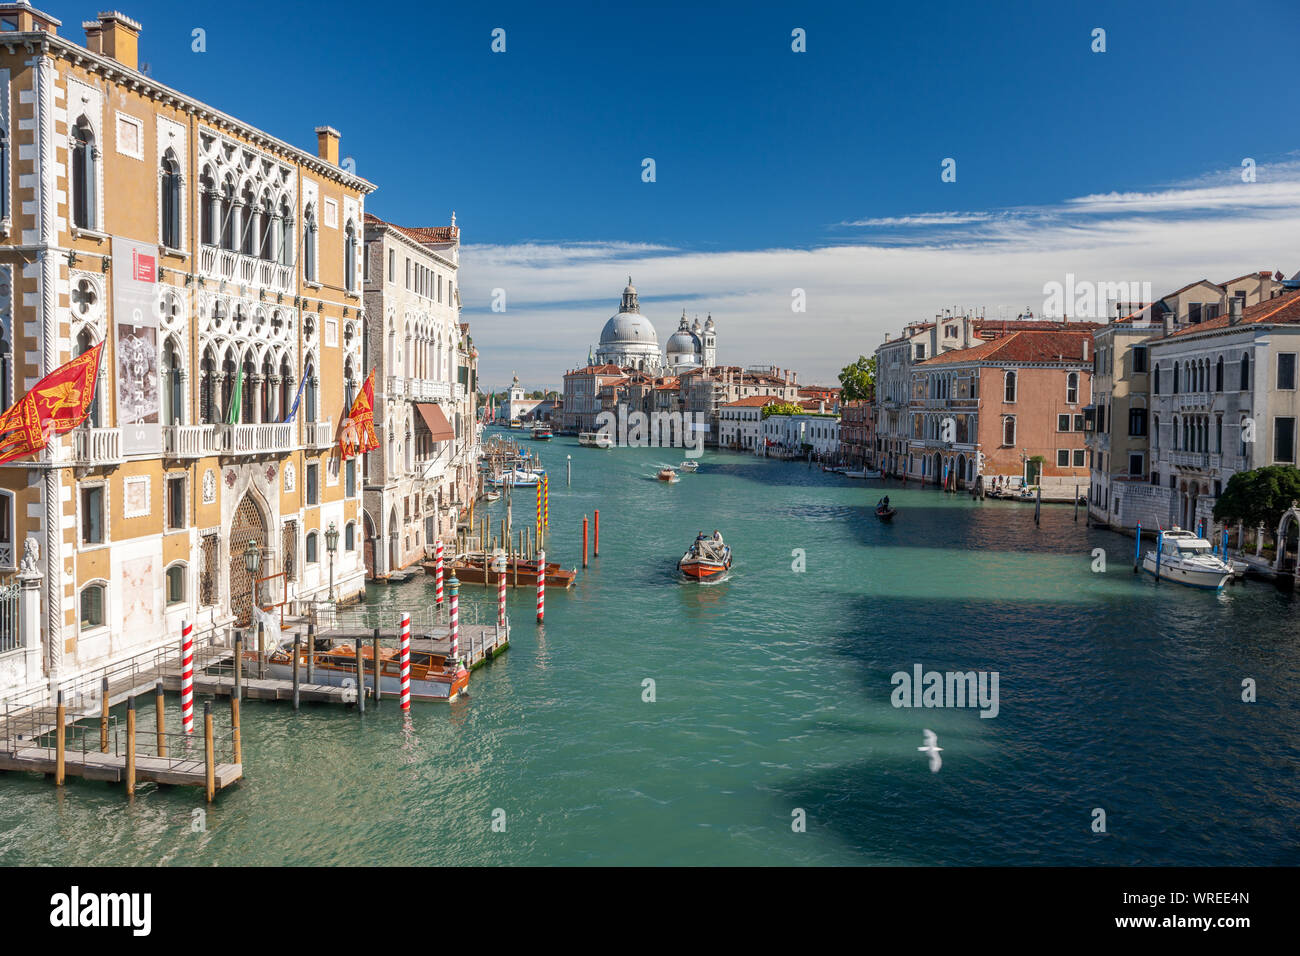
[111,236,162,456]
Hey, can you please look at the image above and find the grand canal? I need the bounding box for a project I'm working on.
[3,436,1299,865]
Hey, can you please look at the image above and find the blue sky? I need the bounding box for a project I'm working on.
[81,0,1300,386]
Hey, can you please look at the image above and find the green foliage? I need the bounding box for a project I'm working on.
[838,355,876,402]
[1214,466,1300,529]
[762,402,805,419]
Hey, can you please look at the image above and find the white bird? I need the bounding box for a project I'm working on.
[918,729,943,773]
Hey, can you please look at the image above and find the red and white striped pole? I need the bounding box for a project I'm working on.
[180,619,194,735]
[449,575,460,663]
[536,549,546,624]
[399,612,411,712]
[434,539,444,606]
[498,560,507,627]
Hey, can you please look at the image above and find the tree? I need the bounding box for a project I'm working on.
[762,401,804,419]
[838,355,876,402]
[1213,465,1300,530]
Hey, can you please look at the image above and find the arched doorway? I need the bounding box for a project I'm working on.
[363,510,377,579]
[956,454,966,490]
[932,452,943,486]
[228,493,268,626]
[388,506,399,573]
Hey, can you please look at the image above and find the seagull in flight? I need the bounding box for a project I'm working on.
[918,729,943,773]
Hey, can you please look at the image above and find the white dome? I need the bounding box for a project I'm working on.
[600,312,658,347]
[666,328,699,355]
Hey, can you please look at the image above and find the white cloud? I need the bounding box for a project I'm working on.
[462,164,1300,389]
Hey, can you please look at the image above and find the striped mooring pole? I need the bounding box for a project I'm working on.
[399,612,411,712]
[180,618,195,735]
[536,549,546,624]
[449,576,461,662]
[543,473,550,528]
[434,539,445,606]
[1134,523,1142,573]
[498,560,507,627]
[536,481,542,540]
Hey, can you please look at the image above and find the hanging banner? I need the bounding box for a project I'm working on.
[112,236,162,455]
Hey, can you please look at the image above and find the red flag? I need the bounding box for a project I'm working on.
[339,369,379,460]
[0,343,104,464]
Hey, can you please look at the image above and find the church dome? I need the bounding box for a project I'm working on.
[600,312,658,347]
[666,327,699,355]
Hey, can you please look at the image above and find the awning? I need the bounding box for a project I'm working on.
[415,402,455,441]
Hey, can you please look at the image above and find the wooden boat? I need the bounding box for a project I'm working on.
[679,536,732,580]
[531,423,553,440]
[260,641,470,702]
[875,501,896,521]
[578,431,614,448]
[657,467,679,482]
[424,553,576,589]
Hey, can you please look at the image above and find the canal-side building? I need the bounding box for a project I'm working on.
[1129,288,1300,534]
[909,327,1098,492]
[362,213,478,578]
[0,6,374,699]
[759,411,840,458]
[839,399,873,468]
[1085,270,1288,528]
[718,396,776,451]
[561,363,625,433]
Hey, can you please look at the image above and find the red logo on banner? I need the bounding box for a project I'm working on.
[133,252,156,282]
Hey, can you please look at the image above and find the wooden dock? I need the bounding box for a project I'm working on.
[317,622,509,670]
[0,745,241,789]
[158,672,357,704]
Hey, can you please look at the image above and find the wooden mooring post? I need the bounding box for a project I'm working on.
[372,628,381,704]
[99,676,109,753]
[155,682,167,758]
[292,635,301,711]
[231,695,242,767]
[594,509,600,557]
[203,702,215,803]
[582,516,589,568]
[355,638,365,714]
[125,696,137,797]
[257,622,266,679]
[55,691,65,786]
[306,623,315,684]
[233,631,243,702]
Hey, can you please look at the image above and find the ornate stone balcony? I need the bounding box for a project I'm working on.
[200,244,294,295]
[303,419,333,449]
[216,423,294,456]
[164,424,217,459]
[73,427,123,466]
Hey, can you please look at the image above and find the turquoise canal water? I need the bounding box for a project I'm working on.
[3,434,1300,865]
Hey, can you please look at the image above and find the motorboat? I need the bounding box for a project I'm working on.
[657,467,679,483]
[845,469,883,479]
[578,431,614,449]
[482,490,501,502]
[679,535,732,580]
[487,467,546,487]
[507,418,523,429]
[1142,528,1234,589]
[262,640,470,702]
[875,498,896,521]
[678,460,699,472]
[531,423,553,440]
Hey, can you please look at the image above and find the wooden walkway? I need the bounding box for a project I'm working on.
[323,622,509,670]
[0,746,241,789]
[158,672,357,704]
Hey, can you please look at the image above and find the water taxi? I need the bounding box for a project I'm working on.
[261,641,470,702]
[507,418,523,429]
[679,534,732,580]
[657,467,679,483]
[678,460,699,472]
[1143,528,1234,589]
[487,467,546,487]
[578,431,614,449]
[531,423,553,440]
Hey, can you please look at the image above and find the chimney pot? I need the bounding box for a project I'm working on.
[315,126,341,166]
[95,11,142,70]
[1229,297,1243,325]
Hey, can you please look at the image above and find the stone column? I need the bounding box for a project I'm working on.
[231,200,244,253]
[18,540,43,690]
[207,189,221,246]
[251,375,264,424]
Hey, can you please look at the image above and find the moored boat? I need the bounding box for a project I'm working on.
[678,534,732,580]
[1142,528,1233,589]
[578,431,614,448]
[845,469,883,479]
[424,552,577,589]
[487,467,546,487]
[261,641,470,702]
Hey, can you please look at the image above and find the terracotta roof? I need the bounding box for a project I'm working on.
[365,212,459,244]
[565,363,625,375]
[1167,290,1300,337]
[972,319,1104,337]
[1221,270,1276,286]
[721,396,780,408]
[918,329,1094,366]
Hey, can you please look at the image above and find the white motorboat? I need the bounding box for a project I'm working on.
[578,431,614,449]
[1142,528,1234,590]
[844,469,882,479]
[678,460,699,472]
[487,467,545,487]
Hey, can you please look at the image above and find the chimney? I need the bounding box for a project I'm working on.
[315,126,341,166]
[1082,339,1089,362]
[82,20,102,52]
[96,11,142,70]
[1162,309,1174,336]
[1229,297,1243,326]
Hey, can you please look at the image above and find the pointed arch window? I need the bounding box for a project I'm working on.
[75,329,101,427]
[303,205,318,282]
[1240,354,1251,391]
[1004,370,1017,403]
[71,117,98,230]
[160,150,182,249]
[344,219,357,292]
[1066,371,1079,404]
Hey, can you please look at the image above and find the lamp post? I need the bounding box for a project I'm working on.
[325,520,339,604]
[242,538,261,623]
